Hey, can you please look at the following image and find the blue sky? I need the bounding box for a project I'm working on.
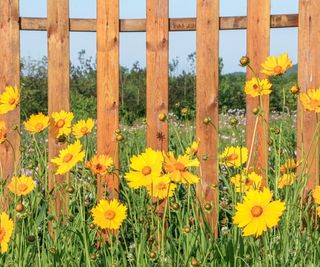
[20,0,298,73]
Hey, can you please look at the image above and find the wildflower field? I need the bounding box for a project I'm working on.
[1,54,320,267]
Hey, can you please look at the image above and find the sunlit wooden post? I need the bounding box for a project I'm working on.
[246,0,270,184]
[196,0,219,231]
[48,0,70,218]
[0,0,20,209]
[96,0,120,199]
[298,0,320,193]
[146,0,169,151]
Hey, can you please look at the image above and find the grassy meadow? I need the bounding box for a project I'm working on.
[2,54,320,267]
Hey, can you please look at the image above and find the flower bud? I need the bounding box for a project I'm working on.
[290,85,299,95]
[239,56,250,67]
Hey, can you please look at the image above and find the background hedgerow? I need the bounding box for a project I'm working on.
[21,50,297,123]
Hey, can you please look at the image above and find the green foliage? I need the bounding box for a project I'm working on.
[20,50,298,124]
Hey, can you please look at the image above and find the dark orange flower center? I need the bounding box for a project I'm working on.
[8,98,16,105]
[175,162,186,172]
[0,228,5,243]
[156,182,167,190]
[63,153,73,163]
[253,84,259,91]
[18,183,28,192]
[310,99,320,108]
[104,210,116,220]
[56,119,65,128]
[227,153,238,161]
[273,65,283,75]
[251,205,263,217]
[35,123,44,131]
[142,166,152,176]
[95,163,106,173]
[81,127,88,134]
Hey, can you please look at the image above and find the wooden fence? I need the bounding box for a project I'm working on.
[0,0,319,231]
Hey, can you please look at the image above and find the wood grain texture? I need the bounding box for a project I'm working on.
[298,0,320,192]
[19,14,299,32]
[246,0,270,183]
[146,0,169,150]
[196,0,219,230]
[0,0,20,208]
[48,0,70,218]
[96,0,119,199]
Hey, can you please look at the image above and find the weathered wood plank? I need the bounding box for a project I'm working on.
[0,0,20,208]
[48,0,70,218]
[19,14,299,32]
[196,0,219,231]
[245,0,270,183]
[96,0,119,199]
[297,0,320,192]
[146,0,169,150]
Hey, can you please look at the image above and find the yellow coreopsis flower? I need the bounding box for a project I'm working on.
[300,88,320,113]
[50,110,74,138]
[261,53,293,76]
[72,118,94,139]
[163,152,200,184]
[86,154,114,176]
[230,171,262,192]
[24,113,50,134]
[312,186,320,205]
[124,148,163,189]
[0,86,20,115]
[8,175,35,196]
[147,175,177,199]
[280,158,301,174]
[185,139,200,156]
[278,173,295,189]
[233,188,285,237]
[0,121,7,144]
[91,199,127,230]
[0,212,14,254]
[51,140,85,175]
[245,77,272,97]
[220,146,248,168]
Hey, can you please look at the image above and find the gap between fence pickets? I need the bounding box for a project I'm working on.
[19,14,298,32]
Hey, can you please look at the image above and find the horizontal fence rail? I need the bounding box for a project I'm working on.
[19,14,298,32]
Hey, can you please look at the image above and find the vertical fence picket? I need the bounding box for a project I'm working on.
[246,0,270,183]
[0,0,20,209]
[298,0,320,192]
[146,0,169,151]
[48,0,70,218]
[96,0,119,199]
[196,0,219,230]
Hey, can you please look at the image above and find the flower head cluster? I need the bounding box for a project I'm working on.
[86,154,114,176]
[125,146,199,200]
[233,188,286,237]
[0,212,14,254]
[51,140,85,175]
[0,86,20,115]
[300,88,320,113]
[230,170,262,192]
[220,146,248,168]
[261,53,292,77]
[278,159,300,189]
[312,187,320,217]
[8,175,35,196]
[243,54,293,98]
[24,113,50,134]
[91,199,127,230]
